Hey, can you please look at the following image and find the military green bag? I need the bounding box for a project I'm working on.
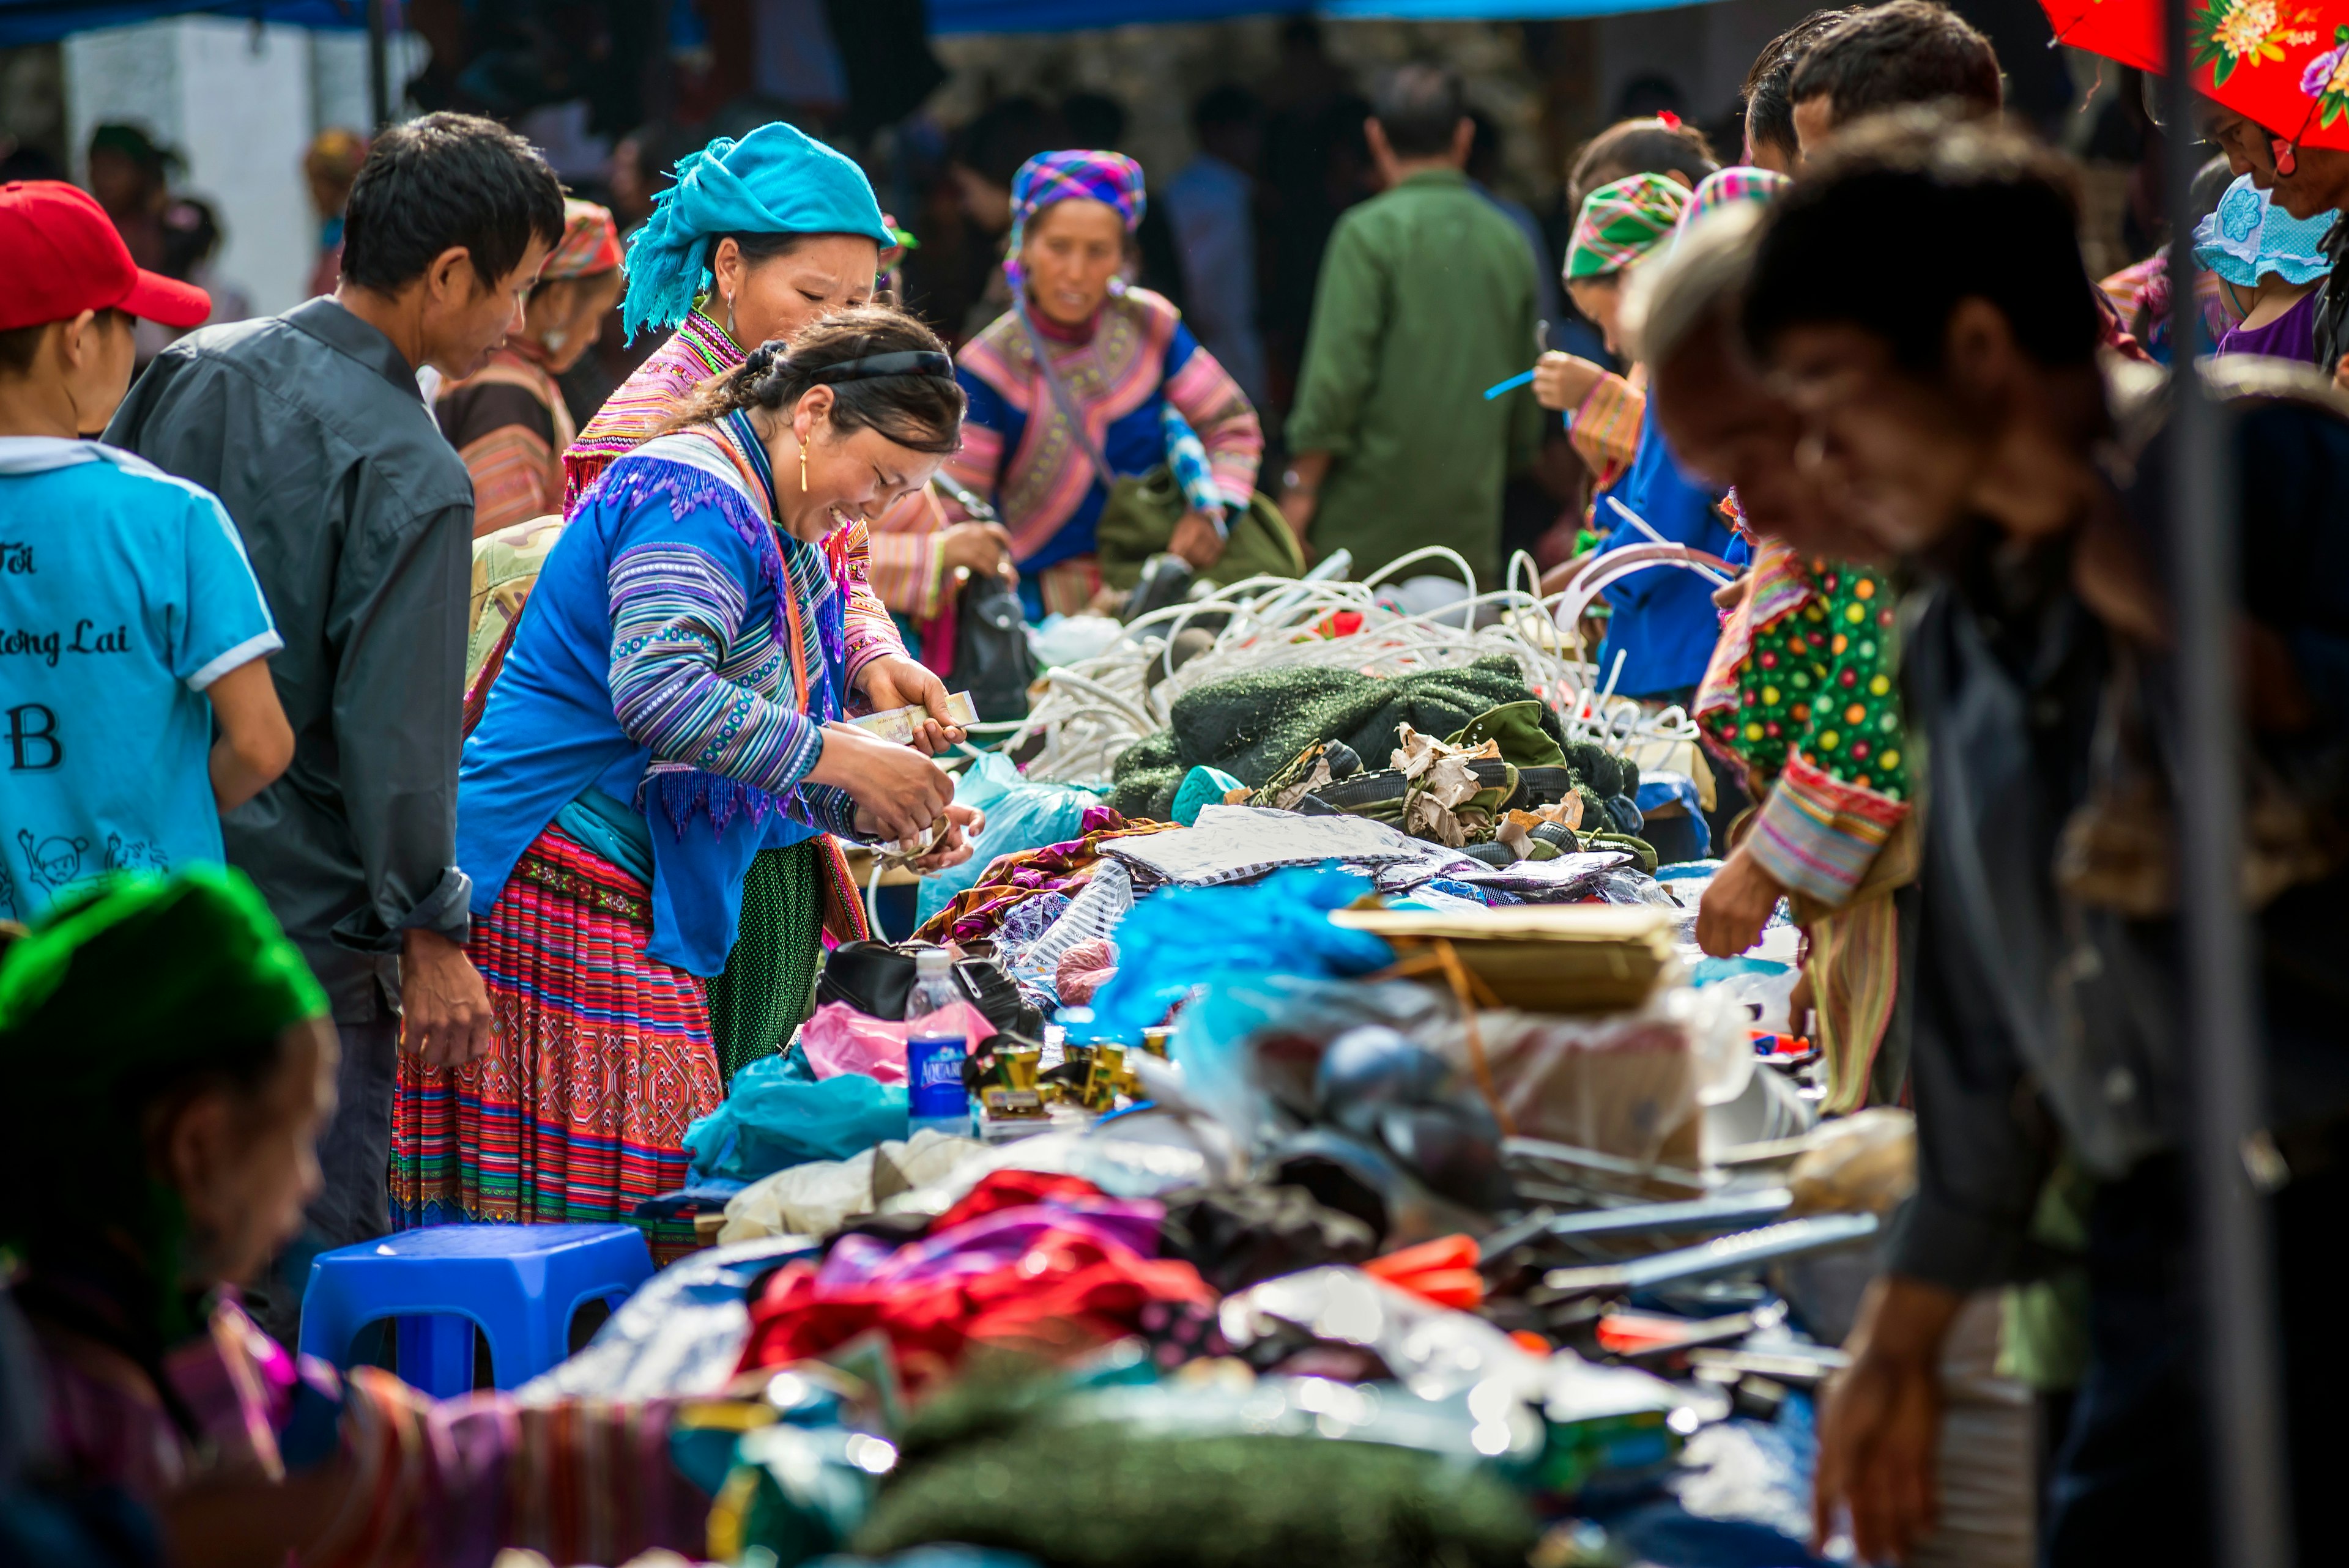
[1094,465,1306,592]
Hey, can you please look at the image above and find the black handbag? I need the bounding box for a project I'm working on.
[947,571,1036,724]
[813,941,1043,1038]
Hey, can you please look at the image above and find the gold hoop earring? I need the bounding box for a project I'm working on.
[799,443,808,493]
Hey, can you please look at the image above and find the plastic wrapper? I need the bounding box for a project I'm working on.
[1171,974,1455,1150]
[1786,1107,1917,1216]
[798,999,996,1086]
[1592,868,1681,907]
[517,1234,814,1403]
[1218,1265,1550,1403]
[688,1054,910,1185]
[1027,612,1126,670]
[1215,1266,1686,1494]
[1698,961,1801,1037]
[1429,996,1722,1170]
[915,752,1103,926]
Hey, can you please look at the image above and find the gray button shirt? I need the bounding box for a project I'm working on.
[106,297,475,1019]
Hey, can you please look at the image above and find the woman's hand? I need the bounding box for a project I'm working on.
[853,654,965,753]
[938,521,1017,583]
[910,802,987,872]
[810,722,956,842]
[1169,510,1227,571]
[1696,844,1786,957]
[1532,352,1606,413]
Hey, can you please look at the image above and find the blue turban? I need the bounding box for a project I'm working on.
[621,122,893,344]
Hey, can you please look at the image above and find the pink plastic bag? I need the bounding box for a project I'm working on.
[798,999,995,1085]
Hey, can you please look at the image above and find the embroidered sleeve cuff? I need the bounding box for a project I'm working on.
[1745,752,1910,908]
[1568,373,1644,479]
[798,782,867,841]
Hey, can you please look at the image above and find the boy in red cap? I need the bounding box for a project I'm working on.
[0,180,292,917]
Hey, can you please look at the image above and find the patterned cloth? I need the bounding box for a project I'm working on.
[395,822,722,1265]
[1695,541,1910,845]
[437,347,574,536]
[1677,166,1790,234]
[1006,149,1147,289]
[543,197,623,281]
[466,512,566,684]
[949,286,1260,577]
[1694,538,1912,1114]
[618,123,892,344]
[2193,172,2337,287]
[1568,369,1645,488]
[30,1290,706,1567]
[563,306,940,653]
[2098,248,2241,363]
[1565,172,1689,280]
[911,807,1182,946]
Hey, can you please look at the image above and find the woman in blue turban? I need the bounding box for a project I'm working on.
[567,122,1012,635]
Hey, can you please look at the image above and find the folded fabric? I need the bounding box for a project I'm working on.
[914,751,1103,926]
[815,1194,1167,1292]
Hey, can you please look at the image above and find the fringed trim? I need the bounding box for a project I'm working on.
[648,765,791,841]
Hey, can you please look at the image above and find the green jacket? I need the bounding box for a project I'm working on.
[1286,169,1545,590]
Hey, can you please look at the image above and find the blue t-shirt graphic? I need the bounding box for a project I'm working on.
[0,438,280,917]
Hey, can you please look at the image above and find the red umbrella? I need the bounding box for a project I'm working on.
[2040,0,2349,149]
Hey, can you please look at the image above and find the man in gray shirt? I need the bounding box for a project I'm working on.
[108,113,563,1335]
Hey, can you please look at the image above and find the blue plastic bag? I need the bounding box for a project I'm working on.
[685,1051,908,1184]
[915,752,1102,925]
[1082,866,1395,1044]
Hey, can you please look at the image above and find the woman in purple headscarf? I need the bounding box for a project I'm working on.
[946,150,1263,618]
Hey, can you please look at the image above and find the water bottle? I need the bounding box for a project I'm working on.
[904,949,972,1136]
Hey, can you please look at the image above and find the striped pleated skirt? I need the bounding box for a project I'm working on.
[392,823,722,1265]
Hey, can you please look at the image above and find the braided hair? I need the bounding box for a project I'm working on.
[666,303,965,455]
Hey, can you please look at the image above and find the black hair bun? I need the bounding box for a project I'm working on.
[744,341,786,379]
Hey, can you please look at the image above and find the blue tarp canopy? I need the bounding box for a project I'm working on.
[0,0,365,47]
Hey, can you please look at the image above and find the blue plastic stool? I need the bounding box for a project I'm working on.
[297,1224,653,1398]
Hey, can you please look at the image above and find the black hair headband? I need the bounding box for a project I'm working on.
[744,344,954,383]
[805,350,956,384]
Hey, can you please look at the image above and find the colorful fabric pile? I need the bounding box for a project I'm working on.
[737,1171,1219,1394]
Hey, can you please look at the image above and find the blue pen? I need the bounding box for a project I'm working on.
[1482,368,1537,399]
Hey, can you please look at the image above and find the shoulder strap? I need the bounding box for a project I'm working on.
[1014,300,1120,492]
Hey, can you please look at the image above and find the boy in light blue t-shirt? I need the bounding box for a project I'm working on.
[0,181,292,917]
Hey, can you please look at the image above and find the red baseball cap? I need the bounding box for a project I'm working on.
[0,180,211,333]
